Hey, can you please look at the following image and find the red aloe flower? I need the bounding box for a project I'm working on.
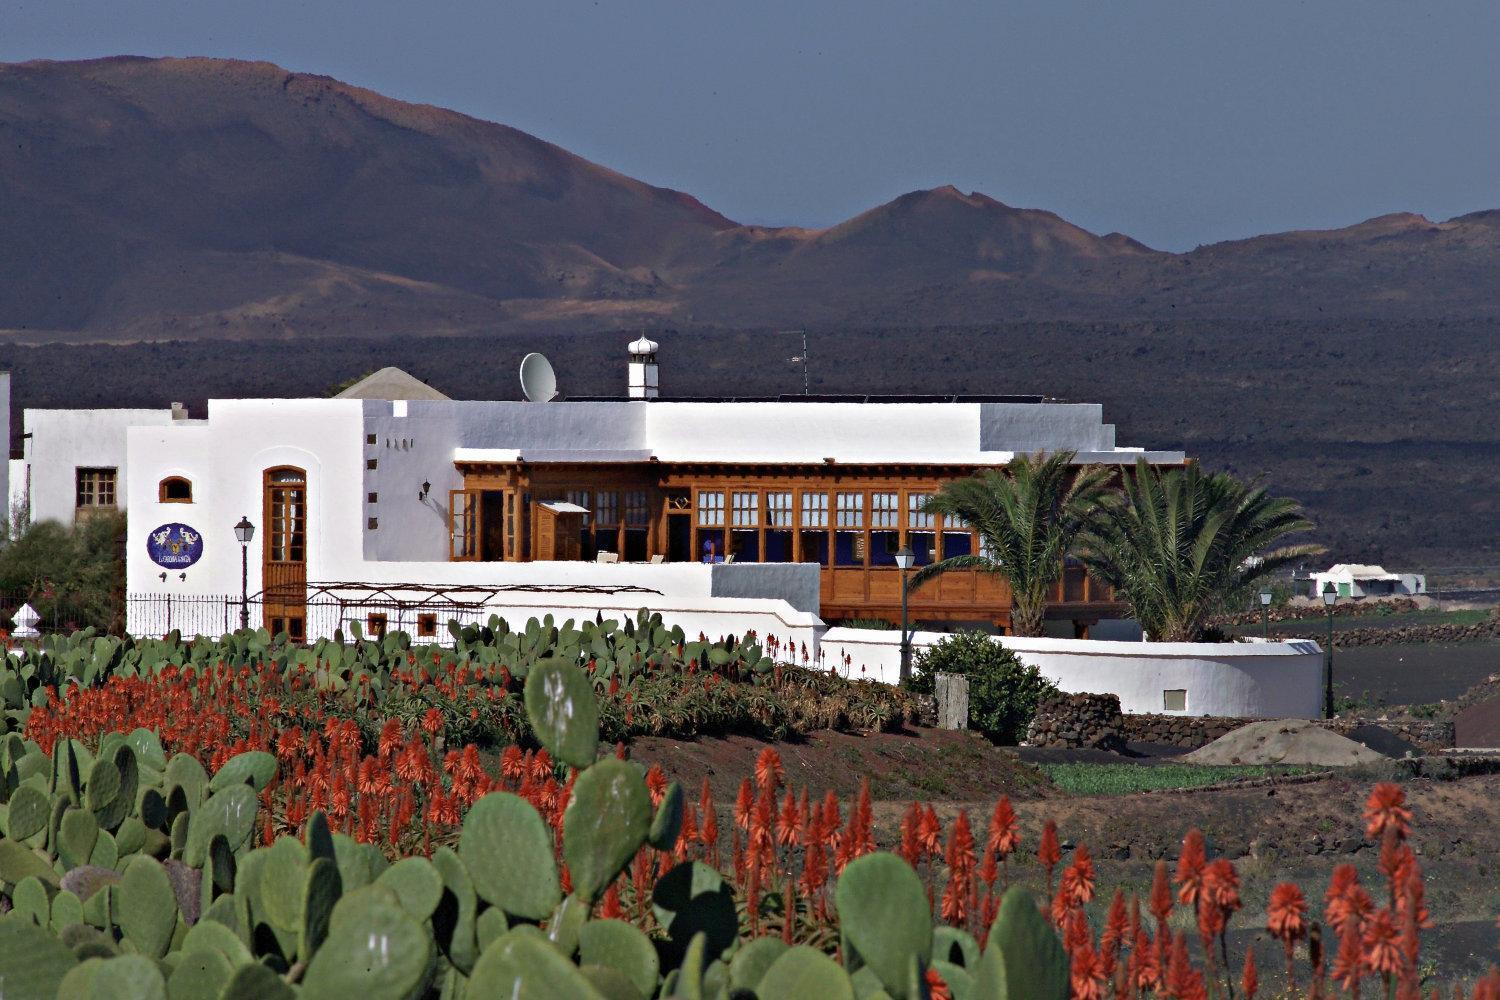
[1060,843,1096,908]
[1200,858,1241,917]
[1099,889,1127,975]
[1361,908,1403,979]
[1129,927,1161,994]
[499,745,525,781]
[917,805,944,859]
[734,778,754,831]
[1149,859,1173,928]
[1268,881,1309,979]
[1038,820,1061,892]
[924,966,951,1000]
[1241,947,1259,1000]
[1363,782,1413,841]
[754,747,783,796]
[1174,828,1207,909]
[644,764,668,807]
[899,801,923,868]
[1331,914,1364,994]
[1070,940,1107,1000]
[777,791,801,847]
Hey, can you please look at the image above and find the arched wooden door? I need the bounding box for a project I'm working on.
[263,466,307,641]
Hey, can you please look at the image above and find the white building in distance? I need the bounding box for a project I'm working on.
[1308,564,1427,600]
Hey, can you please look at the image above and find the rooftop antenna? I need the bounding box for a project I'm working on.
[519,352,558,402]
[784,328,809,395]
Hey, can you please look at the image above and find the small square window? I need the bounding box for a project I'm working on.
[367,517,379,530]
[76,468,118,509]
[366,458,378,470]
[366,433,377,445]
[417,613,438,638]
[1163,689,1187,712]
[367,613,387,639]
[368,492,379,504]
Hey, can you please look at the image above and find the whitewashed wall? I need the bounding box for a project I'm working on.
[818,628,1325,718]
[25,408,178,525]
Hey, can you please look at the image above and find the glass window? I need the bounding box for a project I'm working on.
[909,530,935,565]
[76,468,117,508]
[731,491,759,527]
[871,492,898,527]
[697,491,725,527]
[566,490,592,524]
[870,530,901,566]
[908,493,934,529]
[767,492,793,527]
[764,529,794,562]
[699,529,726,562]
[800,530,830,566]
[836,492,864,528]
[834,530,864,566]
[595,491,619,526]
[800,492,828,528]
[730,530,760,562]
[942,531,973,559]
[625,491,650,527]
[159,477,193,503]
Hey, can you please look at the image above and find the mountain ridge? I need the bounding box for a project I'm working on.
[3,56,1499,341]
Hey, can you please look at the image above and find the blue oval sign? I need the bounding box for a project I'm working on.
[147,523,203,569]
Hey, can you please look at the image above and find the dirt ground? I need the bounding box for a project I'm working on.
[629,728,1500,980]
[630,727,1055,804]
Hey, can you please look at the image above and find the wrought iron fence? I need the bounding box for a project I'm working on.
[123,592,579,642]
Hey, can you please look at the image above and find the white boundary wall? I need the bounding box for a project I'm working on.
[819,628,1325,719]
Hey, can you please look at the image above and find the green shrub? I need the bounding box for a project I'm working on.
[903,631,1057,744]
[0,511,125,634]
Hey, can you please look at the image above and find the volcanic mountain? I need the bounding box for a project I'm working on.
[3,56,1500,340]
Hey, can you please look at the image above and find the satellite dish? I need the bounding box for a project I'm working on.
[519,352,558,402]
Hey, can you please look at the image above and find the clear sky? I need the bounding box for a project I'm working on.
[6,0,1498,250]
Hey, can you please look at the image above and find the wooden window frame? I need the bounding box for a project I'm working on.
[76,467,118,509]
[158,476,193,503]
[417,613,438,638]
[449,489,480,561]
[366,613,388,639]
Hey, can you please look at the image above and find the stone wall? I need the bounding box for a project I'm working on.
[1120,714,1246,748]
[1213,597,1422,628]
[1025,693,1125,750]
[1333,617,1500,649]
[1325,717,1454,751]
[1025,693,1456,752]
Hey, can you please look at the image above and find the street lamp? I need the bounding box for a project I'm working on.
[234,516,255,631]
[893,545,915,684]
[1321,581,1337,718]
[1259,588,1273,640]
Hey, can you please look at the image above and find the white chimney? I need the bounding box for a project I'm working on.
[628,335,659,400]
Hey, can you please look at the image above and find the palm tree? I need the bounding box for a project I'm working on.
[909,451,1113,637]
[1079,458,1324,642]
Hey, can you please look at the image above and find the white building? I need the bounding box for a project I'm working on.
[1309,564,1426,600]
[12,347,1325,717]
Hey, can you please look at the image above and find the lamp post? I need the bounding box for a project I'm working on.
[894,545,915,684]
[234,516,255,631]
[1322,581,1337,718]
[1259,588,1273,640]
